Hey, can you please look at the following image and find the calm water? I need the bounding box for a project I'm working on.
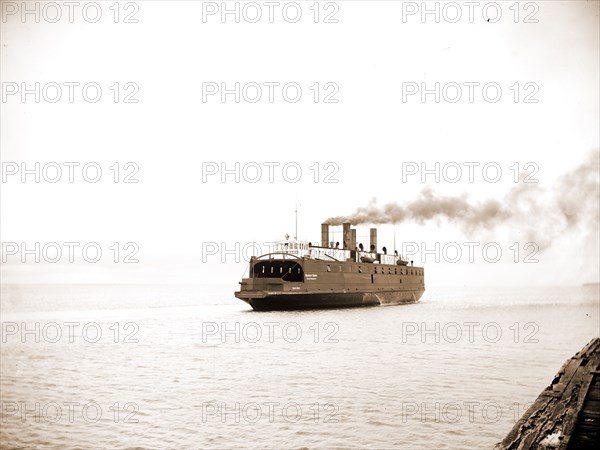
[1,284,598,449]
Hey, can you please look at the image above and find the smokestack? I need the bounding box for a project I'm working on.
[370,228,377,252]
[343,223,351,249]
[321,223,329,248]
[351,229,356,250]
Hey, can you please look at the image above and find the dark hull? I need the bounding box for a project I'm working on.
[238,290,424,311]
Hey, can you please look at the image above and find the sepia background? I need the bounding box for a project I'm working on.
[1,1,599,448]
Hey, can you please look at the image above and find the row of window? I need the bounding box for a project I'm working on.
[276,242,309,251]
[325,264,423,276]
[259,266,302,275]
[252,261,304,282]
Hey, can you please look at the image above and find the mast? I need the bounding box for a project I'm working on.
[294,196,298,240]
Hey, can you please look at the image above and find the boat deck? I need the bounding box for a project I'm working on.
[496,337,600,449]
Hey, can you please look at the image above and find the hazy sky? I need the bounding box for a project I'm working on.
[1,1,599,286]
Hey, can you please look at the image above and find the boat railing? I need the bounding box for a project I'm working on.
[254,252,303,261]
[255,242,411,265]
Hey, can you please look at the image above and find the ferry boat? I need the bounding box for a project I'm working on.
[235,223,425,311]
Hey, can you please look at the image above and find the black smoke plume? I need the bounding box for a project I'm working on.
[325,150,599,250]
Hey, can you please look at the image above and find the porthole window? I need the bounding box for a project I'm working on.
[327,265,331,272]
